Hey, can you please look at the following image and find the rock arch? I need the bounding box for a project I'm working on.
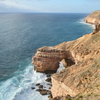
[32,46,75,73]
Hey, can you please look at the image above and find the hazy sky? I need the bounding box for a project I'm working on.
[0,0,100,13]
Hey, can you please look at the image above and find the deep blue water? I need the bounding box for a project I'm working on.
[0,13,93,100]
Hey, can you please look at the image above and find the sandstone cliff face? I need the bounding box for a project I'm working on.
[51,32,100,100]
[32,11,100,100]
[84,11,100,34]
[84,11,100,25]
[32,46,67,73]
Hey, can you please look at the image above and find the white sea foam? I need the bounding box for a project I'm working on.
[57,62,65,72]
[13,66,49,100]
[0,62,65,100]
[78,18,95,29]
[0,64,48,100]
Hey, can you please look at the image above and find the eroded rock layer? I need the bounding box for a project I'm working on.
[84,11,100,34]
[51,33,100,100]
[32,11,100,100]
[32,46,67,73]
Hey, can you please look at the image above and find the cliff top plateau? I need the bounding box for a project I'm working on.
[51,11,100,100]
[51,31,100,100]
[84,10,100,25]
[32,11,100,100]
[85,11,100,34]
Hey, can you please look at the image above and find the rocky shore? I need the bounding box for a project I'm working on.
[31,74,53,99]
[32,11,100,100]
[51,33,100,100]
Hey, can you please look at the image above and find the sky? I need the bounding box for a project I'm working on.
[0,0,100,13]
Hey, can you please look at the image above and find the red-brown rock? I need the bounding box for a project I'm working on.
[32,46,67,73]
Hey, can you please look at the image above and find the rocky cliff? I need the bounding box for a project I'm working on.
[32,46,67,73]
[51,32,100,100]
[84,10,100,34]
[32,11,100,100]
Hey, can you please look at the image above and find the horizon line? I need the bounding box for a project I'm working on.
[0,12,90,14]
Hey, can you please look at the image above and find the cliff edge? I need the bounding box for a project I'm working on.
[32,46,67,73]
[51,32,100,100]
[32,11,100,100]
[51,11,100,100]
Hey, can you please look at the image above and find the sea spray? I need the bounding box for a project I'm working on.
[14,62,64,100]
[0,64,48,100]
[78,18,95,29]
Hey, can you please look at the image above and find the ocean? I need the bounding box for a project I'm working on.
[0,13,93,100]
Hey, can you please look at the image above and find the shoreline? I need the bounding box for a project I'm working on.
[33,32,100,100]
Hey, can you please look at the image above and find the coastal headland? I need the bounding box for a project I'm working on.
[32,11,100,100]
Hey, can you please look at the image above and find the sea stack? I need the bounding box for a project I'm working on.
[32,46,67,73]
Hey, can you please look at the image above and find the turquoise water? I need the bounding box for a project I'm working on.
[0,13,93,100]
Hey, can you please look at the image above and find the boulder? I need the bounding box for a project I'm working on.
[40,89,48,95]
[31,87,35,89]
[45,78,51,82]
[36,83,40,86]
[38,85,43,89]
